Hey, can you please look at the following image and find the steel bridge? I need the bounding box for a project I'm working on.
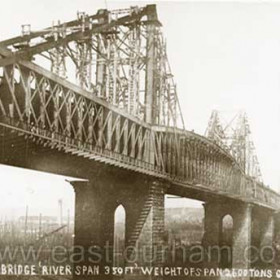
[0,4,279,277]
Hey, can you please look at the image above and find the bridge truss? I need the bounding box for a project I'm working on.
[205,110,263,182]
[0,5,278,210]
[0,5,184,128]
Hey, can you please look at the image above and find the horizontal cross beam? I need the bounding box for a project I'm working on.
[0,5,159,68]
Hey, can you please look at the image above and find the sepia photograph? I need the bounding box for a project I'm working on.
[0,0,279,279]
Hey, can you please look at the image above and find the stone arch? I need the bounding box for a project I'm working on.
[114,204,126,266]
[220,214,233,268]
[221,214,234,243]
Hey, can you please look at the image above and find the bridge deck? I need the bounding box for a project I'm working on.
[0,60,278,210]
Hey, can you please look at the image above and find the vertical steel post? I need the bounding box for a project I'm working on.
[145,5,158,124]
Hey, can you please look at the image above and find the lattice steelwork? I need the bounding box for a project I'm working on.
[205,110,262,182]
[0,5,278,209]
[0,5,184,128]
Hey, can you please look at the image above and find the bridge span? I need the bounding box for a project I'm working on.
[0,4,279,279]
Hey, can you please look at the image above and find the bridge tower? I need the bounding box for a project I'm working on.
[204,111,276,273]
[65,5,171,278]
[70,172,166,279]
[203,199,276,271]
[205,110,263,182]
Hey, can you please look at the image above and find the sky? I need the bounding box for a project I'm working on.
[0,0,279,217]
